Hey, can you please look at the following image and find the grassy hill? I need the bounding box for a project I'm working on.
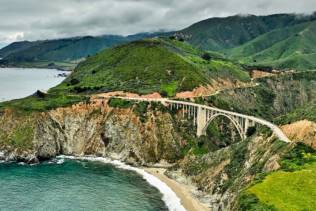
[0,41,38,58]
[0,38,250,112]
[52,38,250,96]
[239,144,316,211]
[227,21,316,70]
[2,13,316,71]
[0,33,163,70]
[179,13,316,51]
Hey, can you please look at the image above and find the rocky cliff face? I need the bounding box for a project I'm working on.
[0,100,184,165]
[166,131,291,210]
[0,98,296,210]
[202,72,316,120]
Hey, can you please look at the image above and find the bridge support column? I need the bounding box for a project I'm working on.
[243,119,249,139]
[197,106,207,137]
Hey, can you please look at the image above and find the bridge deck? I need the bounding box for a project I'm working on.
[101,96,291,143]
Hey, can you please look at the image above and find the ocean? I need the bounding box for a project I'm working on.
[0,68,68,102]
[0,68,184,211]
[0,159,169,211]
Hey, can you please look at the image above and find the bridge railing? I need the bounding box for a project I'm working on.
[99,96,291,143]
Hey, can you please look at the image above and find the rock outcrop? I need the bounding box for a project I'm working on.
[0,100,184,165]
[0,89,309,210]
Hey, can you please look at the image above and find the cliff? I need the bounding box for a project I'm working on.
[0,100,185,165]
[0,98,296,210]
[0,71,315,210]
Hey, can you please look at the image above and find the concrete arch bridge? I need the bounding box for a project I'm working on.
[102,97,290,143]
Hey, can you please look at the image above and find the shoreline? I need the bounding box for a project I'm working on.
[1,155,210,211]
[57,156,187,211]
[144,167,210,211]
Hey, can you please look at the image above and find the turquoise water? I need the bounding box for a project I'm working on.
[0,160,168,211]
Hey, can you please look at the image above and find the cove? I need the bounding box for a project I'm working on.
[0,159,168,211]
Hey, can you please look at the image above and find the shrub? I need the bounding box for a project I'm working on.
[133,101,149,122]
[281,143,316,171]
[237,192,277,211]
[108,98,134,108]
[201,53,211,61]
[160,90,169,97]
[70,78,80,85]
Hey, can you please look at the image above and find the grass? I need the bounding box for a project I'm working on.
[0,94,86,114]
[160,81,178,97]
[227,21,316,71]
[50,38,250,97]
[240,144,316,211]
[247,162,316,211]
[238,192,277,211]
[52,38,210,96]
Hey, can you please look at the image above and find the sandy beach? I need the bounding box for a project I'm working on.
[145,168,210,211]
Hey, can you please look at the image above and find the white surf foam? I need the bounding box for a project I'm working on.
[57,155,186,211]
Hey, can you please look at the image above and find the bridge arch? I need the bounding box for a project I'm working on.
[201,113,244,140]
[101,96,291,143]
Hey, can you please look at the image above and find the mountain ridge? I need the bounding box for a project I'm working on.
[0,32,169,70]
[226,20,316,70]
[180,13,316,51]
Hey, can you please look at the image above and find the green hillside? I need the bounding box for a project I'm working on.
[227,21,316,70]
[52,38,250,96]
[0,33,162,70]
[239,144,316,211]
[1,38,250,113]
[0,41,39,58]
[179,13,316,51]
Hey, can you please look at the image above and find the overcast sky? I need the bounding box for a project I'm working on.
[0,0,315,47]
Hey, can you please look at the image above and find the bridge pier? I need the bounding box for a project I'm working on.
[197,106,207,137]
[108,97,290,143]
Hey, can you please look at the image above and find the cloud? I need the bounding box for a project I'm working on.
[0,0,315,45]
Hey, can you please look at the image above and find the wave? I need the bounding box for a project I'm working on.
[47,158,65,165]
[57,155,186,211]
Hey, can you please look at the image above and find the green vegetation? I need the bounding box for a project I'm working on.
[0,94,86,114]
[160,81,178,97]
[247,162,316,211]
[0,38,250,115]
[52,38,250,96]
[201,84,276,120]
[280,143,316,172]
[239,144,316,211]
[275,103,316,125]
[133,101,149,122]
[177,13,316,70]
[238,192,277,211]
[2,13,316,71]
[180,13,316,51]
[197,71,316,123]
[0,33,160,70]
[221,140,248,191]
[108,98,134,109]
[2,125,34,149]
[227,21,316,71]
[181,138,209,156]
[52,39,209,95]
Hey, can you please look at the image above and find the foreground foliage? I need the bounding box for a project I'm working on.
[238,144,316,211]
